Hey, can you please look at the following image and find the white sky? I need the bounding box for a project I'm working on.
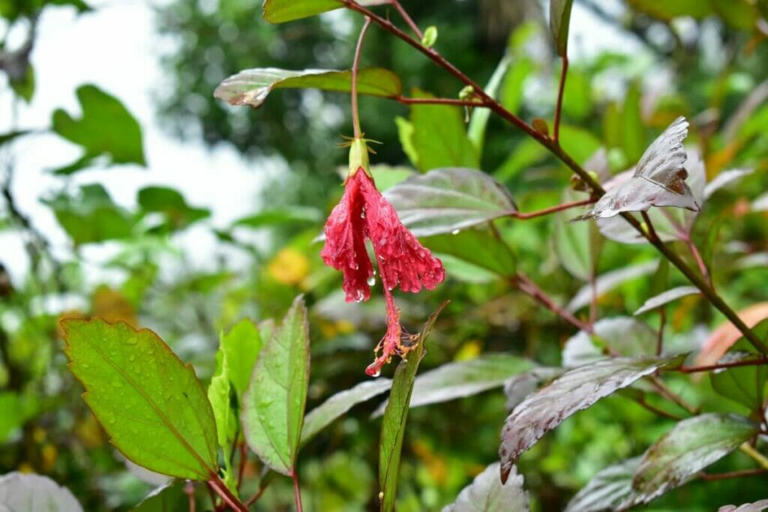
[0,0,635,286]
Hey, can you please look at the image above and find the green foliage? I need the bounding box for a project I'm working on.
[629,414,759,505]
[52,85,146,173]
[242,296,309,476]
[214,67,402,109]
[44,184,137,245]
[406,90,480,172]
[384,168,517,237]
[549,0,574,57]
[443,463,529,512]
[137,186,210,232]
[379,304,445,512]
[61,319,218,480]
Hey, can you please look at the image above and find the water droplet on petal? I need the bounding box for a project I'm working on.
[367,276,376,286]
[370,369,381,378]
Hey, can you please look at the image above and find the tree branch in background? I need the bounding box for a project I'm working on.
[343,0,768,355]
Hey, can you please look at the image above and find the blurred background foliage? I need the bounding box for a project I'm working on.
[2,0,768,510]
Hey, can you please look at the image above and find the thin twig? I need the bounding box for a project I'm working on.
[553,55,568,143]
[676,357,768,373]
[686,237,711,286]
[342,0,768,355]
[236,442,247,491]
[185,481,196,512]
[631,395,683,421]
[510,198,595,220]
[699,468,767,480]
[740,443,768,471]
[515,272,592,333]
[648,376,698,415]
[208,475,248,512]
[656,307,666,356]
[244,486,266,507]
[292,470,304,512]
[395,96,485,106]
[389,0,423,39]
[351,16,373,139]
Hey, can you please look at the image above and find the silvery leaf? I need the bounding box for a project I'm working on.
[578,117,699,220]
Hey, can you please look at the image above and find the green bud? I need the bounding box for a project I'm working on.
[421,26,438,48]
[459,85,475,100]
[348,138,370,178]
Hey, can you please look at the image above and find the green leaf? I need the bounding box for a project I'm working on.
[220,319,263,398]
[443,463,529,512]
[0,130,30,147]
[374,354,534,416]
[0,472,83,512]
[622,83,644,163]
[395,116,419,168]
[379,303,446,512]
[634,286,699,315]
[301,378,392,445]
[262,0,339,21]
[52,85,146,171]
[138,187,210,232]
[500,58,534,116]
[233,207,323,229]
[61,319,218,480]
[567,260,658,312]
[564,457,641,512]
[553,189,601,281]
[133,483,187,512]
[559,125,602,165]
[549,0,574,56]
[563,317,658,367]
[261,0,385,23]
[0,392,29,442]
[384,168,516,237]
[468,54,511,155]
[214,68,401,109]
[242,296,310,476]
[495,138,549,182]
[499,356,680,480]
[208,351,235,452]
[628,414,759,506]
[627,0,714,19]
[710,347,767,410]
[44,184,137,245]
[10,64,35,103]
[409,89,480,172]
[422,228,516,278]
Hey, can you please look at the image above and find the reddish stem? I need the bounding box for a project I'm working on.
[395,96,485,106]
[510,198,595,220]
[208,475,248,512]
[389,0,423,39]
[340,0,768,355]
[515,272,592,333]
[676,357,768,373]
[185,481,196,512]
[351,16,373,139]
[553,56,568,143]
[686,237,711,286]
[632,395,683,421]
[236,442,247,491]
[292,470,304,512]
[700,468,767,480]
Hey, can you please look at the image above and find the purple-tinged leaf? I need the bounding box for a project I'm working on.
[443,463,529,512]
[625,414,759,506]
[499,356,679,482]
[634,286,700,315]
[564,457,641,512]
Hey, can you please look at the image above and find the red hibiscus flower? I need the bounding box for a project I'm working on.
[321,139,445,376]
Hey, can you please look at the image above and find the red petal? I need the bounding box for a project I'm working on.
[357,172,445,293]
[320,172,373,302]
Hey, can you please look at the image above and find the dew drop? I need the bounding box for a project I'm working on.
[370,369,381,378]
[367,276,376,286]
[451,229,460,235]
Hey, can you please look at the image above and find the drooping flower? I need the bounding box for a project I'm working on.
[321,139,445,376]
